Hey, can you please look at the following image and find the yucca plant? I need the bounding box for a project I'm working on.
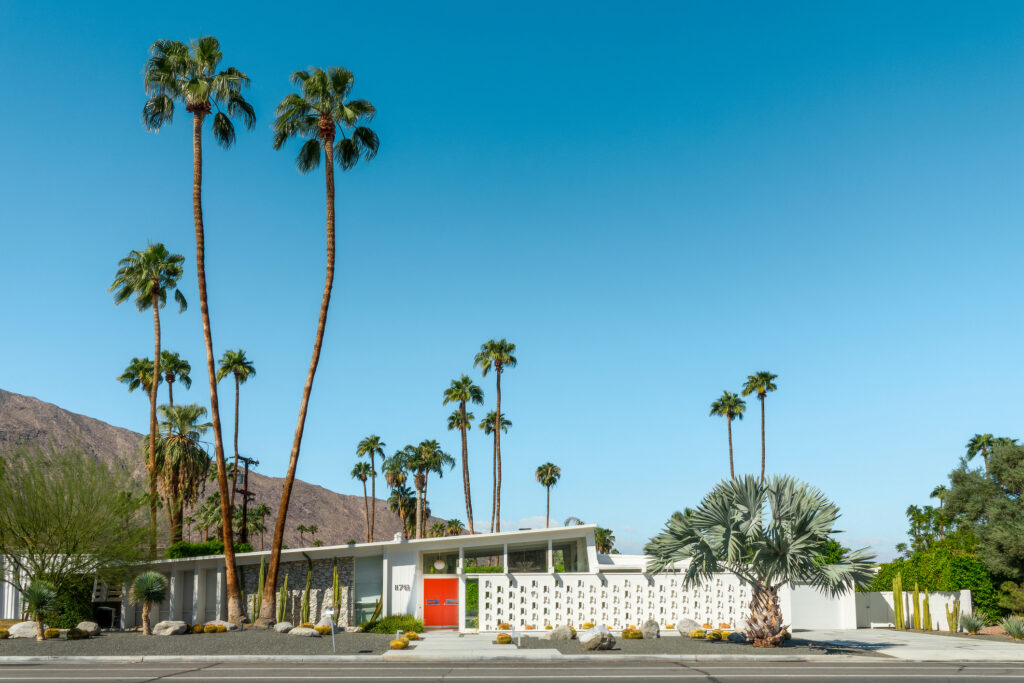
[21,582,56,641]
[131,571,169,635]
[645,475,875,647]
[1001,616,1024,641]
[960,613,986,635]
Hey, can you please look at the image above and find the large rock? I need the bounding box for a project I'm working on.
[579,625,616,651]
[316,615,342,634]
[274,621,294,634]
[549,625,575,641]
[675,618,700,635]
[152,620,188,636]
[8,622,42,639]
[76,621,101,637]
[641,619,660,639]
[289,627,321,637]
[205,619,239,632]
[727,631,748,643]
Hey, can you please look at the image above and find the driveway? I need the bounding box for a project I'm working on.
[799,628,1024,661]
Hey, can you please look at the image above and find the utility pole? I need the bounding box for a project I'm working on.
[238,455,259,545]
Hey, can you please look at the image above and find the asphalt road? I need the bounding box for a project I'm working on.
[2,661,1024,682]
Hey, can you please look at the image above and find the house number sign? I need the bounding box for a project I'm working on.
[394,584,411,591]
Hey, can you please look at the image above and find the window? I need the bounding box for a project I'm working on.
[422,551,459,574]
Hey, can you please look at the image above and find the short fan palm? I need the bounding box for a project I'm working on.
[22,582,56,641]
[131,571,169,635]
[645,475,875,647]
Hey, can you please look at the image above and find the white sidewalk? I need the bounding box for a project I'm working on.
[381,632,561,660]
[799,628,1024,661]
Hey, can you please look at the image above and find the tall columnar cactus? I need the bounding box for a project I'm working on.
[946,597,961,632]
[331,560,341,624]
[912,582,921,630]
[254,557,265,622]
[892,574,904,630]
[300,553,313,625]
[922,589,932,631]
[276,574,289,624]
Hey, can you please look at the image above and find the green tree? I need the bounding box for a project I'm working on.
[160,351,192,407]
[296,524,309,546]
[406,441,455,538]
[741,371,777,483]
[110,242,188,554]
[143,35,255,625]
[118,357,159,396]
[709,391,746,480]
[535,463,562,529]
[966,434,995,473]
[351,461,373,542]
[445,518,466,536]
[216,349,256,510]
[252,503,272,551]
[429,521,447,538]
[443,375,484,534]
[387,483,416,540]
[157,403,212,543]
[645,475,874,647]
[474,340,517,533]
[21,582,56,641]
[131,571,169,635]
[356,435,386,541]
[196,492,224,542]
[259,66,379,627]
[595,526,616,554]
[307,525,319,545]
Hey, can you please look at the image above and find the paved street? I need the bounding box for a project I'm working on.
[3,661,1024,682]
[799,628,1024,661]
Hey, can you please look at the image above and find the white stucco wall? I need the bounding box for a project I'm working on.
[855,590,971,630]
[386,547,419,619]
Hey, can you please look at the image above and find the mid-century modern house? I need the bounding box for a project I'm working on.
[0,525,970,632]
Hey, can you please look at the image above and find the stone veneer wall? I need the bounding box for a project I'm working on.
[241,557,354,626]
[478,572,749,630]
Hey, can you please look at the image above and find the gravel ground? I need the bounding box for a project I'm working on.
[518,635,874,656]
[0,629,394,656]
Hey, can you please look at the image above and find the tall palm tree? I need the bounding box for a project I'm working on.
[535,463,561,529]
[216,349,256,510]
[159,351,192,407]
[443,375,484,534]
[296,524,308,546]
[351,461,373,542]
[307,524,319,545]
[741,371,778,483]
[563,516,585,526]
[157,403,212,543]
[184,515,196,542]
[595,527,616,554]
[429,521,447,538]
[251,503,272,550]
[474,340,517,533]
[257,66,378,627]
[445,518,466,536]
[709,391,746,480]
[118,358,160,396]
[406,441,455,538]
[387,483,415,540]
[356,435,386,541]
[196,492,223,541]
[143,35,255,624]
[110,243,188,555]
[236,455,259,545]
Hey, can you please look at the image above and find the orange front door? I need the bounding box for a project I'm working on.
[423,578,459,628]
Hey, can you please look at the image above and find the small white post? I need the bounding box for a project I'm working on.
[324,607,336,653]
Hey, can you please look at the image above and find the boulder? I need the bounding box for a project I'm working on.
[274,621,294,634]
[549,625,575,641]
[76,621,101,637]
[8,622,42,639]
[579,625,616,651]
[152,620,189,636]
[205,619,239,631]
[675,618,700,635]
[316,615,342,634]
[289,627,320,637]
[641,619,660,639]
[727,631,748,644]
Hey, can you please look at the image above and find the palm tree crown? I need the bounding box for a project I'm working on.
[356,435,386,542]
[110,243,188,313]
[710,390,746,480]
[118,357,159,394]
[473,340,518,376]
[741,372,778,400]
[536,463,561,487]
[443,375,484,407]
[159,351,192,406]
[479,411,512,435]
[143,37,254,146]
[217,349,256,384]
[157,403,213,542]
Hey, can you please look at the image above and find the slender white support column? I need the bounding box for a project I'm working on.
[457,547,464,574]
[167,571,178,620]
[192,570,203,624]
[503,544,508,575]
[216,566,225,621]
[547,539,554,573]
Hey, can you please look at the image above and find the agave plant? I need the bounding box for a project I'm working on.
[131,571,169,635]
[645,475,875,647]
[1001,615,1024,641]
[21,582,56,641]
[961,613,986,635]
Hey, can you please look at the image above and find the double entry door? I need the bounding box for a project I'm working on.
[423,577,459,628]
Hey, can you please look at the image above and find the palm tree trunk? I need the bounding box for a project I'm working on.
[240,462,250,545]
[545,486,550,528]
[35,619,43,641]
[369,456,376,542]
[149,291,162,556]
[142,602,152,636]
[415,480,424,540]
[494,369,503,532]
[190,109,244,624]
[168,379,174,407]
[258,131,337,627]
[231,376,240,509]
[727,418,735,480]
[747,583,786,647]
[759,396,766,483]
[362,479,370,543]
[460,402,474,534]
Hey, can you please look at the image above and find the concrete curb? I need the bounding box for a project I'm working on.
[0,653,870,663]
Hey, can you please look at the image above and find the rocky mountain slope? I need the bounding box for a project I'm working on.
[0,388,423,548]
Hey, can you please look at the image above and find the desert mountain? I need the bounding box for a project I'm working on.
[0,388,432,549]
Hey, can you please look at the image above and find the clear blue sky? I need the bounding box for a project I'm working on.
[2,1,1022,556]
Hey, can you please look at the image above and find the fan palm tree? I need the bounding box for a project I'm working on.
[474,340,517,533]
[158,403,212,543]
[258,66,378,627]
[387,483,416,540]
[406,441,455,538]
[564,516,585,526]
[143,35,255,624]
[184,515,196,542]
[445,518,466,536]
[118,358,160,396]
[356,435,386,541]
[131,571,169,636]
[443,376,484,534]
[196,492,223,541]
[110,243,188,555]
[252,503,272,550]
[709,391,746,480]
[535,463,562,529]
[216,349,256,510]
[428,521,447,538]
[645,475,874,647]
[21,582,56,641]
[594,527,616,554]
[351,461,373,542]
[741,372,778,483]
[160,351,192,407]
[307,524,319,545]
[296,524,309,546]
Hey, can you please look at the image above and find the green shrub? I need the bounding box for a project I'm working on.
[66,628,88,640]
[360,615,424,634]
[869,550,999,617]
[1000,616,1024,641]
[0,629,9,639]
[47,575,94,629]
[463,565,505,574]
[166,540,253,559]
[43,628,60,639]
[960,613,986,634]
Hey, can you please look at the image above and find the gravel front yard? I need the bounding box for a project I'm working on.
[518,635,875,656]
[0,629,394,657]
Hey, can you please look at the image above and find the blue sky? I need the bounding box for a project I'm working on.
[2,2,1023,556]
